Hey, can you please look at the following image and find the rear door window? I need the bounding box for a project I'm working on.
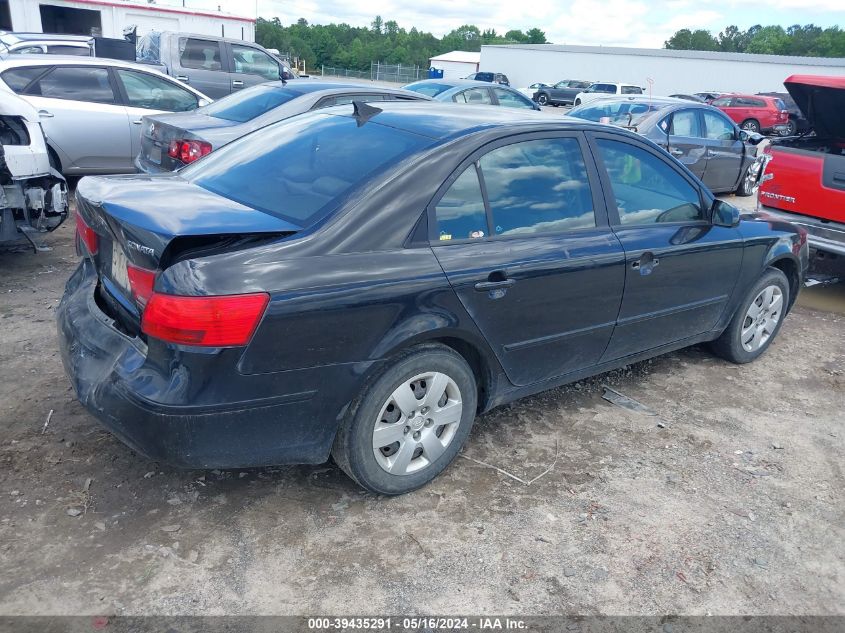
[24,66,115,104]
[621,86,642,95]
[434,165,488,241]
[711,97,733,107]
[180,38,223,71]
[479,138,596,236]
[669,109,702,137]
[116,69,198,111]
[47,45,91,56]
[454,88,492,104]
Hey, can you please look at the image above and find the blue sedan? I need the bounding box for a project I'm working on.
[403,79,541,110]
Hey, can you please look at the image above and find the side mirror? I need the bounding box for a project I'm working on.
[197,98,210,108]
[739,129,765,145]
[711,199,740,227]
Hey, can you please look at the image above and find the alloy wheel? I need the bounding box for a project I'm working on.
[538,94,548,105]
[372,372,462,475]
[741,285,783,352]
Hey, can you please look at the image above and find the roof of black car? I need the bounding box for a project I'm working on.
[323,100,614,140]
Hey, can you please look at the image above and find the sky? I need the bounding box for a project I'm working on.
[175,0,842,48]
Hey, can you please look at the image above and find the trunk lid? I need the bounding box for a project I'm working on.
[141,113,236,171]
[76,174,299,330]
[784,74,845,139]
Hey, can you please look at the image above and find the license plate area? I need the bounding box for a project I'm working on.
[110,244,130,294]
[148,145,162,165]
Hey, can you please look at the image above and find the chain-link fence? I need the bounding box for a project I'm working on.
[320,62,425,84]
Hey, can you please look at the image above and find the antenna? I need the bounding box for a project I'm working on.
[352,101,382,127]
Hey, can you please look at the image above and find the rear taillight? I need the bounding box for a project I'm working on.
[167,139,212,164]
[76,211,98,256]
[126,264,156,308]
[141,292,269,347]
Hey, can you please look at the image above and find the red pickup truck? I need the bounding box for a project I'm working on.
[758,75,845,259]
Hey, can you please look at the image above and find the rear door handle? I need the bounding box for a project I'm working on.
[474,278,515,291]
[176,75,189,82]
[232,80,244,87]
[132,119,142,125]
[38,110,54,118]
[669,148,683,156]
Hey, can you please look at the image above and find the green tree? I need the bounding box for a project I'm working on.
[664,28,718,51]
[526,28,547,44]
[746,25,791,54]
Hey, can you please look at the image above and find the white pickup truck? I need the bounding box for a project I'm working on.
[573,82,644,107]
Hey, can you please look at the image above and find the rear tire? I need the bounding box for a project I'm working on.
[331,344,477,495]
[741,119,761,133]
[710,268,790,364]
[780,119,797,136]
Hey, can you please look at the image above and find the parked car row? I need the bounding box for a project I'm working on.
[58,101,808,495]
[566,96,765,196]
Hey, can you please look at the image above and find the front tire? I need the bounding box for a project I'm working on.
[331,344,478,495]
[574,98,582,106]
[710,268,790,364]
[537,93,549,106]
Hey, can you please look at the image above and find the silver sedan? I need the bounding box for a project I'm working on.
[0,55,210,175]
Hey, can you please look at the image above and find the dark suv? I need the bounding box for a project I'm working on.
[465,71,509,86]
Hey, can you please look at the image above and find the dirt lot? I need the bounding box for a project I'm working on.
[0,193,843,616]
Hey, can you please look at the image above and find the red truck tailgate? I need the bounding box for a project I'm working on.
[759,145,845,224]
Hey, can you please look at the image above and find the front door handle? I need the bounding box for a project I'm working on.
[38,110,54,118]
[132,119,142,125]
[669,148,683,156]
[176,75,189,82]
[232,80,244,88]
[632,252,660,275]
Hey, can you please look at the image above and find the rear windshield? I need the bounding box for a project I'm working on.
[569,101,670,126]
[405,82,454,97]
[201,83,299,122]
[181,111,433,227]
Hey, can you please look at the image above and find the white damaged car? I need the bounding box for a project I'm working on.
[0,91,67,250]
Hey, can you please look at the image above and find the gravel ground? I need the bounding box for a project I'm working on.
[0,192,843,616]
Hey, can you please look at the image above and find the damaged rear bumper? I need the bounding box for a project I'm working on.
[56,260,361,468]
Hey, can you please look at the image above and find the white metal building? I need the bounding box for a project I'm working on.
[480,44,845,95]
[2,0,255,41]
[429,50,480,79]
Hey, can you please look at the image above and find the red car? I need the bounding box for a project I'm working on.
[711,94,790,135]
[758,75,845,258]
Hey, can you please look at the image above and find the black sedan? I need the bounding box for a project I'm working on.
[568,96,765,196]
[136,81,429,173]
[59,102,807,495]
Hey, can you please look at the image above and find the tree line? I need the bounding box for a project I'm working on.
[256,16,547,71]
[665,24,845,58]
